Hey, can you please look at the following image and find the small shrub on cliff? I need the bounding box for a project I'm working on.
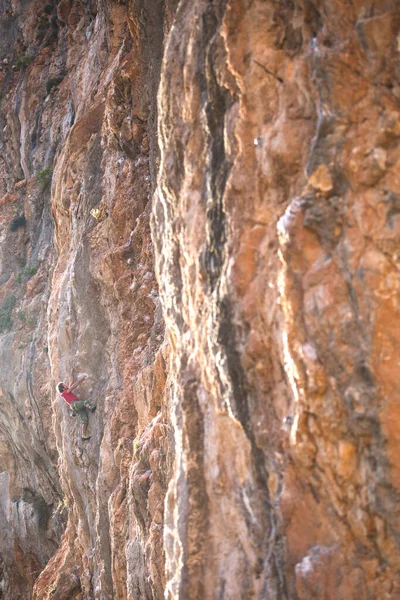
[36,167,52,191]
[45,25,58,48]
[36,24,47,43]
[14,53,35,70]
[46,76,63,95]
[25,266,38,277]
[15,264,39,284]
[0,294,16,332]
[9,214,26,232]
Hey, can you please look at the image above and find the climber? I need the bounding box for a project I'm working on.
[57,374,96,441]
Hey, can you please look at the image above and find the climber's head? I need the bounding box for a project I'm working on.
[57,382,65,393]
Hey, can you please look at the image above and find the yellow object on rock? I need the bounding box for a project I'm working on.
[90,208,102,220]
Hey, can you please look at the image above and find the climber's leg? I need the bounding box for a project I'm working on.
[82,422,90,440]
[71,401,90,440]
[84,400,96,413]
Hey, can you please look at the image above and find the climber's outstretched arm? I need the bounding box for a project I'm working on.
[66,374,87,393]
[67,367,75,389]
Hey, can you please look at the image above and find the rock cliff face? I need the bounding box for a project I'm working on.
[0,1,174,598]
[0,0,400,598]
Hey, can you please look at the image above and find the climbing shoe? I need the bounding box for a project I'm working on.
[82,435,91,441]
[89,405,97,413]
[70,410,77,417]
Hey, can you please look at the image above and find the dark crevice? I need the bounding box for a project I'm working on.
[218,297,289,599]
[179,377,208,599]
[196,3,289,596]
[201,2,234,291]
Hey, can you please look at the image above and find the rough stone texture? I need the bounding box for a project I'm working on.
[0,0,400,599]
[0,1,174,598]
[154,0,400,598]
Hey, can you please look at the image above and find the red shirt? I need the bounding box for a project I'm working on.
[61,390,79,405]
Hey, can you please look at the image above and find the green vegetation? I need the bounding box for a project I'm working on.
[14,53,35,70]
[45,26,58,48]
[36,24,47,43]
[9,214,26,232]
[17,342,25,349]
[36,4,57,45]
[0,295,16,332]
[36,167,52,191]
[25,266,38,276]
[16,264,39,284]
[46,76,63,95]
[17,310,26,323]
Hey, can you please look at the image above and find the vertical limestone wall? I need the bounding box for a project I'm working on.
[0,0,399,598]
[0,1,176,598]
[154,0,400,598]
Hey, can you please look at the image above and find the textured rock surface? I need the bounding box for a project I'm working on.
[0,1,174,598]
[0,0,399,598]
[154,0,400,598]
